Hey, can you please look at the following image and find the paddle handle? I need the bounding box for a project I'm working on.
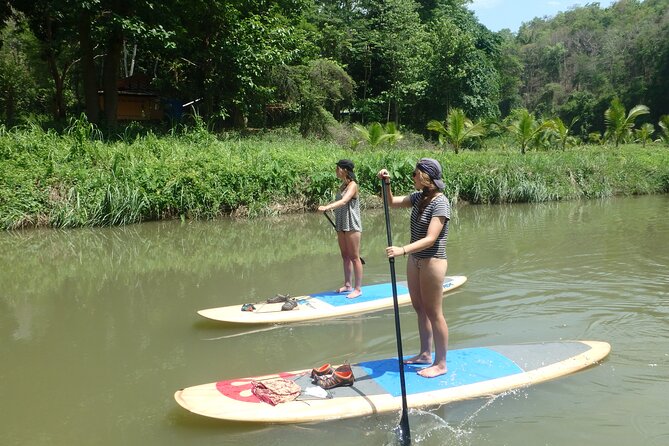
[381,179,411,445]
[324,211,336,229]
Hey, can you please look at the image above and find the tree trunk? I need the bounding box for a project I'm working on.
[5,88,15,124]
[45,52,66,120]
[52,68,66,120]
[43,15,66,120]
[231,104,247,129]
[102,25,124,129]
[78,11,99,124]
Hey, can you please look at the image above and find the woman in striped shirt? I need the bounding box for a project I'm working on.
[377,158,450,378]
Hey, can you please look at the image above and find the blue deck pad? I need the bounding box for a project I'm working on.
[358,348,524,397]
[307,283,410,307]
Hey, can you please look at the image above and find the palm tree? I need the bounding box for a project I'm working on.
[427,108,485,154]
[546,117,578,150]
[657,115,669,146]
[505,108,551,154]
[604,98,650,147]
[634,123,655,147]
[384,122,404,146]
[353,122,391,148]
[353,122,404,148]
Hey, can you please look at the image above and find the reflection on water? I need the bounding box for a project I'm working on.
[1,195,668,446]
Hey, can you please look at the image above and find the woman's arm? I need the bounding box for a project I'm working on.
[386,216,446,258]
[318,181,358,212]
[377,169,411,208]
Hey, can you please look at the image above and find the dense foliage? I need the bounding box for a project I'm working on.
[1,0,667,139]
[513,0,669,136]
[1,122,668,229]
[2,1,668,230]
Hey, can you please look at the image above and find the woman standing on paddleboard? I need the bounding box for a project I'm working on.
[318,159,363,299]
[377,158,450,378]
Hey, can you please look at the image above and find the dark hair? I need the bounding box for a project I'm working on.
[336,159,356,181]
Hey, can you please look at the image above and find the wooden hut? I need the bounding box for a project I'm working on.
[98,74,164,121]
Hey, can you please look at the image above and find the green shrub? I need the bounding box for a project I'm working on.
[1,126,668,229]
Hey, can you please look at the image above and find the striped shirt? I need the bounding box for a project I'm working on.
[409,191,450,259]
[334,183,362,232]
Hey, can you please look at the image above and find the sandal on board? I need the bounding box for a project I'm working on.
[334,361,352,374]
[266,293,290,304]
[241,303,256,312]
[281,298,298,311]
[310,363,334,382]
[316,368,355,390]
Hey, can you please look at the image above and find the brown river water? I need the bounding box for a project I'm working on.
[1,195,668,446]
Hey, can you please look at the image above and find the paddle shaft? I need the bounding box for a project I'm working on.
[324,211,366,265]
[381,179,411,446]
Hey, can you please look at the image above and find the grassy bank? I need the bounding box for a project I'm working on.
[1,125,668,229]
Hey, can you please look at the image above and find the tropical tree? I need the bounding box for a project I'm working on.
[545,116,579,150]
[9,0,178,127]
[170,0,311,129]
[384,121,403,146]
[423,13,500,122]
[604,98,650,147]
[0,14,50,125]
[7,0,80,121]
[634,123,655,147]
[427,108,485,154]
[588,132,603,145]
[657,115,669,146]
[353,122,394,148]
[505,108,552,154]
[270,59,354,137]
[370,0,429,125]
[496,29,523,117]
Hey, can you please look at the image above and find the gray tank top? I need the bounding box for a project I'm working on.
[334,183,362,232]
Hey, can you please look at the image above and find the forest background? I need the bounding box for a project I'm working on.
[0,0,668,229]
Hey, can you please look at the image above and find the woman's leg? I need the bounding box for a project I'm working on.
[344,231,363,298]
[336,231,352,293]
[416,258,448,378]
[404,256,433,364]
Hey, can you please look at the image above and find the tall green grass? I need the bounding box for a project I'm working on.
[1,124,668,229]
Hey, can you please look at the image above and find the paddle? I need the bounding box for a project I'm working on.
[323,211,366,265]
[380,178,411,446]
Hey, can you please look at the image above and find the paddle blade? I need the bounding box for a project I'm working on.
[394,419,411,446]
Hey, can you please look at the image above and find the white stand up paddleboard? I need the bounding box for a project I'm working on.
[198,276,467,324]
[174,340,611,423]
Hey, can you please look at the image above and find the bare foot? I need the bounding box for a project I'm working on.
[346,289,362,299]
[403,354,432,365]
[417,365,447,378]
[336,286,352,293]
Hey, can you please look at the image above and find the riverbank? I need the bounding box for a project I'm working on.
[1,127,668,229]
